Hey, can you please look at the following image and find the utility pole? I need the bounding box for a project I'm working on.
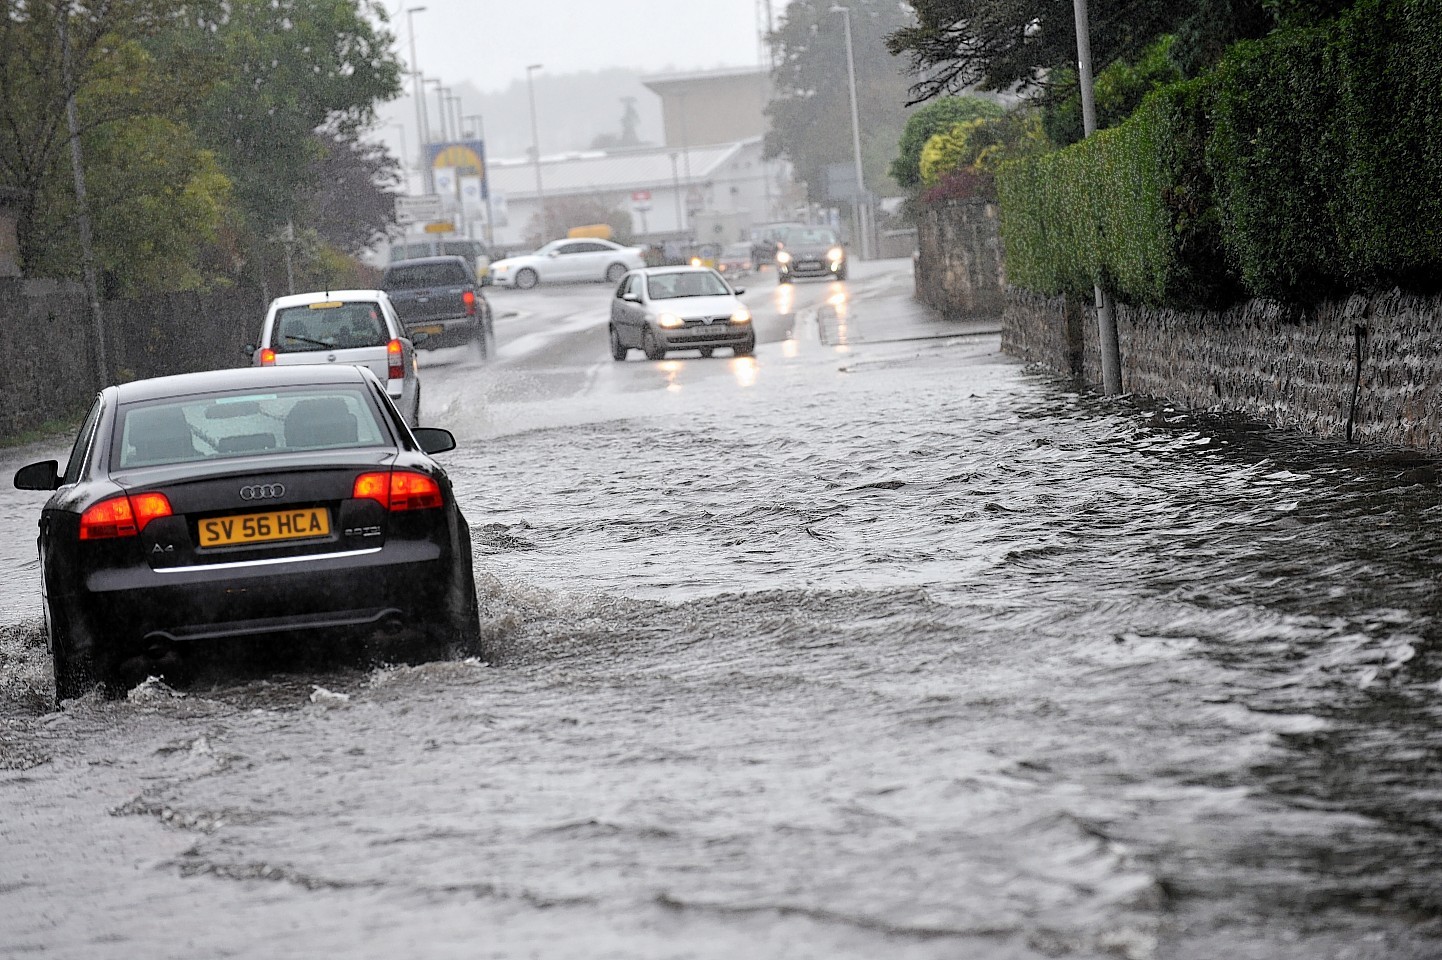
[59,2,107,386]
[1073,0,1122,394]
[831,5,871,260]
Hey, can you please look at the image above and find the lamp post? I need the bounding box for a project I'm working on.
[829,5,870,260]
[390,123,412,193]
[426,79,446,142]
[526,64,547,239]
[465,113,495,247]
[406,6,428,193]
[1072,0,1121,394]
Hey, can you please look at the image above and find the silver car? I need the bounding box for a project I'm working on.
[609,266,755,361]
[249,290,424,426]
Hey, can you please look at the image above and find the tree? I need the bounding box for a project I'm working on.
[301,126,401,256]
[765,0,917,203]
[0,0,225,277]
[890,95,1004,189]
[886,0,1273,105]
[184,0,403,241]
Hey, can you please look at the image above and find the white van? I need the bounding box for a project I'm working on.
[388,237,492,285]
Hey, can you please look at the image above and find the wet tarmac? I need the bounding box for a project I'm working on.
[2,259,1440,958]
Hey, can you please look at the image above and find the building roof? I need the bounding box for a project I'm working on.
[486,139,760,201]
[641,66,770,92]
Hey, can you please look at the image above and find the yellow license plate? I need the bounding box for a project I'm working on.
[416,324,444,334]
[198,508,331,547]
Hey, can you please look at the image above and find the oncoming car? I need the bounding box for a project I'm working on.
[248,290,423,427]
[13,365,480,703]
[609,266,755,360]
[776,226,847,282]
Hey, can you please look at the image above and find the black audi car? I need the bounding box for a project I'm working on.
[14,365,480,703]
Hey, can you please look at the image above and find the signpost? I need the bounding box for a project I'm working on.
[396,194,443,225]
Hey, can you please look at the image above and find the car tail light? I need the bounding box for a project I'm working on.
[462,289,476,316]
[352,470,443,511]
[79,492,173,540]
[387,339,404,380]
[260,347,276,366]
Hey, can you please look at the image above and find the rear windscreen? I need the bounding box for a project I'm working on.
[383,262,470,289]
[115,386,388,468]
[272,301,387,353]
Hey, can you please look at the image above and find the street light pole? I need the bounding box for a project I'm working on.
[406,6,429,193]
[670,151,683,235]
[830,5,870,260]
[389,123,412,193]
[1072,0,1122,394]
[526,64,547,239]
[465,113,496,247]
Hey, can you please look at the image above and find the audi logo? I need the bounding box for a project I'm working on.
[239,483,286,501]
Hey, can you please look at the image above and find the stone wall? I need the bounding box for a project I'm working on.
[913,198,1007,321]
[0,281,267,440]
[1003,287,1442,450]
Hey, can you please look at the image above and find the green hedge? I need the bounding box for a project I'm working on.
[997,80,1235,307]
[997,0,1442,307]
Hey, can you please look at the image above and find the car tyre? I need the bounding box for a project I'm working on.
[778,274,792,285]
[642,328,666,361]
[609,326,628,361]
[411,385,422,428]
[432,517,483,660]
[49,602,102,704]
[699,347,714,358]
[734,337,756,357]
[835,267,848,281]
[604,262,628,283]
[515,267,539,290]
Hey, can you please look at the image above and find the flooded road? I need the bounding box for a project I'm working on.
[2,258,1441,958]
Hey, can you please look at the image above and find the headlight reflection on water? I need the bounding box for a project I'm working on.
[660,359,683,391]
[730,356,758,388]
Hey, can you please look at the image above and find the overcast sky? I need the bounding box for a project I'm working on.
[384,0,773,94]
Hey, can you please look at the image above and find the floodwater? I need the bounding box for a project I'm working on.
[2,260,1440,959]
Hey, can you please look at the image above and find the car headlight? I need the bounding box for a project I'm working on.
[776,251,792,264]
[827,247,845,261]
[656,312,684,329]
[730,307,752,324]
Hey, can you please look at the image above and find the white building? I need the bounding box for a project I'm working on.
[472,136,785,251]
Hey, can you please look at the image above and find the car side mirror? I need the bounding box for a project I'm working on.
[411,427,456,455]
[15,459,61,491]
[623,293,640,302]
[732,287,746,296]
[547,250,560,258]
[242,344,256,359]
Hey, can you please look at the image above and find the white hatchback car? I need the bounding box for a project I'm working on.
[248,290,424,426]
[490,238,646,289]
[608,266,754,360]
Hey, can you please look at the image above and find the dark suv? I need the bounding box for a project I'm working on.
[380,255,494,358]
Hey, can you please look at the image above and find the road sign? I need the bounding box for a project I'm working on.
[423,220,456,234]
[397,194,443,224]
[631,189,652,212]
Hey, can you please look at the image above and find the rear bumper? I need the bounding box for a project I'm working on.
[404,315,481,349]
[70,537,452,658]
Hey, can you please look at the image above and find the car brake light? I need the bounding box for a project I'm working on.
[352,470,443,511]
[387,339,404,380]
[462,289,476,316]
[260,347,276,366]
[79,492,173,540]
